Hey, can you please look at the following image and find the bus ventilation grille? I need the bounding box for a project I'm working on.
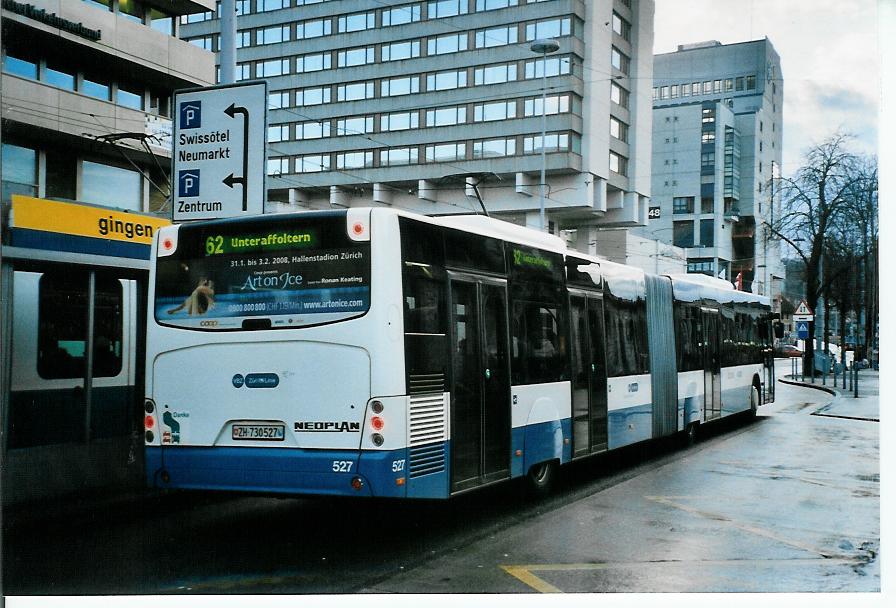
[408,392,448,478]
[409,373,445,395]
[409,443,446,478]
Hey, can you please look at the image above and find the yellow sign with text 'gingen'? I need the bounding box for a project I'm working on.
[11,195,170,246]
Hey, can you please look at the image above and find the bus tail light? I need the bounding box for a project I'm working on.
[371,433,384,446]
[370,416,384,431]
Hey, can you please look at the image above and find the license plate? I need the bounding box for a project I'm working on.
[232,424,285,441]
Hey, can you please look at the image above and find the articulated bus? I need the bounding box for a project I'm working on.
[144,208,776,499]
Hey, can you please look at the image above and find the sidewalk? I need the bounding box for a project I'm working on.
[779,368,879,422]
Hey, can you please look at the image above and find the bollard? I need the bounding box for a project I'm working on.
[854,365,859,399]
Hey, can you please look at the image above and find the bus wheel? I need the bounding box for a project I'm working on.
[526,461,556,497]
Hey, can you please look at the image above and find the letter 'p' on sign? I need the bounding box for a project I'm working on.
[178,170,200,197]
[180,101,202,129]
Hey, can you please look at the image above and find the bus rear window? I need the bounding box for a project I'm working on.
[154,213,370,330]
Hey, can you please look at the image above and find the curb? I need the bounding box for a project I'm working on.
[778,377,838,397]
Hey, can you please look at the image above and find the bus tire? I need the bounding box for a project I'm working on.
[526,460,557,497]
[749,383,760,420]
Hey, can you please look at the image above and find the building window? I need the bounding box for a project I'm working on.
[474,100,516,122]
[525,133,570,154]
[296,53,331,73]
[700,219,714,247]
[670,84,679,98]
[118,0,143,23]
[701,132,716,144]
[687,259,714,276]
[236,31,250,48]
[336,151,374,170]
[267,157,290,176]
[525,17,571,41]
[296,121,330,140]
[735,76,744,91]
[610,47,629,73]
[524,93,571,116]
[428,0,468,18]
[380,147,419,167]
[43,61,75,91]
[338,81,375,101]
[337,46,376,68]
[117,85,144,110]
[608,151,627,175]
[473,138,516,158]
[673,221,694,248]
[609,116,628,142]
[82,75,111,101]
[258,25,289,45]
[746,74,756,90]
[476,25,518,48]
[335,116,374,137]
[296,154,331,173]
[476,0,518,9]
[339,11,376,32]
[702,81,712,94]
[382,4,421,26]
[428,33,467,55]
[611,12,631,40]
[381,111,420,131]
[425,142,466,162]
[257,58,290,77]
[297,18,332,39]
[426,69,467,91]
[680,83,689,97]
[701,196,714,213]
[81,161,142,211]
[1,143,38,202]
[297,86,332,106]
[267,124,291,143]
[702,107,715,123]
[525,56,570,79]
[382,40,422,62]
[724,78,734,92]
[258,0,287,11]
[149,8,174,34]
[268,90,289,109]
[673,196,694,214]
[474,63,517,85]
[425,105,467,127]
[381,76,420,97]
[611,82,629,108]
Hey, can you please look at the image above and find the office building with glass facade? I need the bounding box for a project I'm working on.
[180,0,654,238]
[648,38,784,299]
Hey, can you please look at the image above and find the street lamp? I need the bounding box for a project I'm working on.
[530,38,560,232]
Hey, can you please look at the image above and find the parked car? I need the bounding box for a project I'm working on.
[775,344,803,358]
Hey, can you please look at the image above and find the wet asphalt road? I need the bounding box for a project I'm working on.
[2,364,880,595]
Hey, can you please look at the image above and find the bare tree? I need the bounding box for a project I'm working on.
[847,156,879,362]
[765,133,860,374]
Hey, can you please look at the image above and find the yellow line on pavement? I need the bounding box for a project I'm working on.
[500,565,562,593]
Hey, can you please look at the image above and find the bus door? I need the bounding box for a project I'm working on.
[570,293,608,457]
[448,275,511,493]
[702,307,722,421]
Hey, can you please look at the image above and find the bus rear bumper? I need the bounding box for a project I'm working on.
[146,446,411,498]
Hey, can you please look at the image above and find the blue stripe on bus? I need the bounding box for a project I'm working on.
[147,446,411,498]
[10,228,151,259]
[511,418,572,478]
[607,403,653,449]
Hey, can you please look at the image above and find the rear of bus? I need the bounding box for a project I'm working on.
[143,209,416,498]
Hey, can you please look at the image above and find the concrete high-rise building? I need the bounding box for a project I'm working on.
[1,0,216,214]
[648,39,783,300]
[180,0,654,238]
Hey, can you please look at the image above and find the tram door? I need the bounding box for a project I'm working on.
[702,307,722,420]
[449,277,511,493]
[570,293,609,457]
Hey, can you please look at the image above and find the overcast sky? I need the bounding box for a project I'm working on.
[652,0,881,176]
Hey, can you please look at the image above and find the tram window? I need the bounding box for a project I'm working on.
[604,297,649,377]
[92,277,124,377]
[37,274,123,379]
[400,217,444,266]
[674,303,702,372]
[444,229,505,274]
[511,302,565,384]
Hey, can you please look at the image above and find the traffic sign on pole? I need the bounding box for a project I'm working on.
[172,81,267,221]
[796,321,809,339]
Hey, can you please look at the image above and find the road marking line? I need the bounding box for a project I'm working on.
[501,558,862,593]
[500,565,562,593]
[645,495,845,559]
